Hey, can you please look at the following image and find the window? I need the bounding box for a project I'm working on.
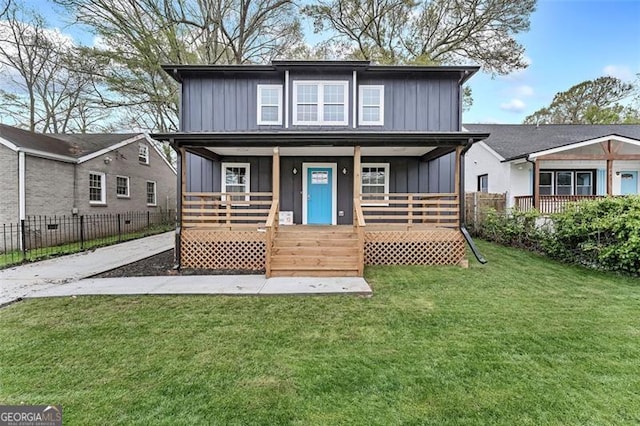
[358,85,384,125]
[539,172,553,195]
[146,181,156,206]
[139,143,149,164]
[478,174,488,193]
[556,171,573,195]
[116,176,130,198]
[221,163,250,202]
[89,172,106,204]
[257,84,282,125]
[576,172,593,195]
[293,81,349,125]
[538,170,595,196]
[361,163,389,204]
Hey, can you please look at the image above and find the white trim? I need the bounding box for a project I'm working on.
[89,171,107,205]
[116,175,130,198]
[146,180,157,206]
[292,80,349,126]
[555,171,574,195]
[302,162,338,225]
[529,135,640,159]
[257,84,283,125]
[358,85,385,126]
[77,134,146,163]
[361,163,390,205]
[18,152,25,220]
[284,70,290,129]
[477,141,505,161]
[0,136,18,151]
[145,134,177,174]
[17,147,76,163]
[352,71,357,129]
[138,142,150,164]
[221,162,251,202]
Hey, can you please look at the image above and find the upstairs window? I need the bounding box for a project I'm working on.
[293,81,349,126]
[257,84,282,125]
[358,85,384,125]
[139,143,149,164]
[221,162,250,202]
[89,172,106,204]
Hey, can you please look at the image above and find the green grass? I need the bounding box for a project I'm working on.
[1,241,639,425]
[0,224,173,268]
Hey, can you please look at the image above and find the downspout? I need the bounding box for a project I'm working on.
[18,151,26,222]
[171,140,182,270]
[525,156,537,208]
[459,138,487,264]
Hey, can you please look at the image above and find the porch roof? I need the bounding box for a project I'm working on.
[151,131,490,149]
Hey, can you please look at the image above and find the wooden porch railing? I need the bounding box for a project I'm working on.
[515,195,604,214]
[264,198,279,278]
[353,198,366,276]
[182,192,273,228]
[360,193,459,228]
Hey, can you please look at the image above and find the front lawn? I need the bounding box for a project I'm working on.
[1,241,639,424]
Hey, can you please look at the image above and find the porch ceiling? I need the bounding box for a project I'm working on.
[201,146,438,157]
[152,131,490,148]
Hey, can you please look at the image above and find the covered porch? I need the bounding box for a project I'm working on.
[156,131,488,276]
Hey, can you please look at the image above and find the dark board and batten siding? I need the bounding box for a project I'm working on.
[181,73,460,132]
[186,153,456,225]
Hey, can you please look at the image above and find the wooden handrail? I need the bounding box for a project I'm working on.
[359,193,459,228]
[353,198,366,227]
[353,198,365,276]
[265,198,279,228]
[265,199,279,278]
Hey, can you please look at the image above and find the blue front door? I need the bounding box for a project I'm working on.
[620,171,638,195]
[307,167,333,224]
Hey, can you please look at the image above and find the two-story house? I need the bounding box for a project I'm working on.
[153,60,488,277]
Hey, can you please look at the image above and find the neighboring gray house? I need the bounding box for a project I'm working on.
[464,124,640,213]
[0,124,177,226]
[153,60,489,276]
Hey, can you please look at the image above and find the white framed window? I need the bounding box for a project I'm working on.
[539,171,553,195]
[358,85,384,125]
[146,181,157,206]
[576,172,593,195]
[221,162,250,202]
[556,171,573,195]
[361,163,389,205]
[139,143,149,164]
[89,172,106,205]
[293,80,349,126]
[539,170,595,196]
[257,84,282,125]
[116,176,130,198]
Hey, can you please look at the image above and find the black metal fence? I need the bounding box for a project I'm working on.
[1,210,175,268]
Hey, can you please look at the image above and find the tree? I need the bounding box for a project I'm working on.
[303,0,536,74]
[54,0,304,132]
[524,76,640,125]
[0,6,105,132]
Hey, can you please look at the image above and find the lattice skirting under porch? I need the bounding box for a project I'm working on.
[364,229,466,265]
[181,229,265,271]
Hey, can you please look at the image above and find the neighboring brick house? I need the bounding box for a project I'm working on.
[0,124,176,226]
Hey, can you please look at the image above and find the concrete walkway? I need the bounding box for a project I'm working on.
[1,231,371,306]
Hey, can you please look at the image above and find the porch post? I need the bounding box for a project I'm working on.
[533,159,540,209]
[353,145,361,206]
[454,145,462,226]
[606,158,613,196]
[272,146,280,201]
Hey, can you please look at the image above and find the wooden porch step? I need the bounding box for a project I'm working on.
[268,226,362,277]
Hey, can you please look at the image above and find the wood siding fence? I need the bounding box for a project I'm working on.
[465,192,506,229]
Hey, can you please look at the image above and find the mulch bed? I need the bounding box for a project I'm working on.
[93,250,262,277]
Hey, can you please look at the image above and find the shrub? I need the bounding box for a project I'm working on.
[475,208,546,251]
[544,196,640,274]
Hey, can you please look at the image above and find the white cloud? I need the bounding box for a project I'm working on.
[515,85,534,97]
[603,64,634,82]
[500,98,526,113]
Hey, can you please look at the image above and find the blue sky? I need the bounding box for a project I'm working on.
[465,0,640,123]
[20,0,640,125]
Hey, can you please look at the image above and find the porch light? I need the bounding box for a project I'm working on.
[292,167,298,175]
[342,168,348,175]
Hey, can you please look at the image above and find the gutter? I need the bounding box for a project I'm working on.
[459,138,487,264]
[170,140,182,270]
